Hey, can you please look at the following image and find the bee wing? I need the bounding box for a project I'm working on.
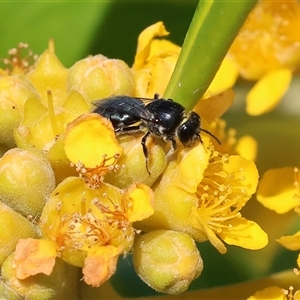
[92,96,147,118]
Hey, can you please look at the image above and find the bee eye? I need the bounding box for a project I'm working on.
[177,112,201,146]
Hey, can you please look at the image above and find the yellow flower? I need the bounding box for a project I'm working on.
[63,113,123,188]
[132,21,238,99]
[193,88,258,161]
[257,167,300,283]
[13,177,154,287]
[0,42,37,76]
[137,137,267,254]
[228,0,300,115]
[14,91,90,182]
[248,286,300,300]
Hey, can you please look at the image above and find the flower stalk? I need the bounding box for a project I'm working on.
[164,0,257,110]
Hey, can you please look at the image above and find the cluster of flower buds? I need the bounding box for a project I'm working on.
[0,22,268,298]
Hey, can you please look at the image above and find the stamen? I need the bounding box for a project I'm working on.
[0,42,37,74]
[73,155,120,189]
[196,150,249,234]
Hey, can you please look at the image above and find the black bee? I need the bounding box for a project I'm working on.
[92,94,220,173]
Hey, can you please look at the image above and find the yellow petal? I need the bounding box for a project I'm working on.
[218,218,268,250]
[246,69,292,116]
[22,96,47,127]
[235,135,257,161]
[83,246,120,287]
[257,167,299,214]
[248,286,286,300]
[149,39,180,60]
[204,58,239,98]
[190,211,227,254]
[194,88,235,122]
[176,139,211,194]
[133,21,169,71]
[64,113,122,168]
[277,231,300,251]
[223,155,259,196]
[124,183,154,222]
[142,54,178,98]
[14,238,57,279]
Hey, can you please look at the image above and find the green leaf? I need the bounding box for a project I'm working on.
[164,0,258,110]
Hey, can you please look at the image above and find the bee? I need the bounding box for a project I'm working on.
[93,94,220,173]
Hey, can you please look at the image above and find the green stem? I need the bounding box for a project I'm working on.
[163,0,257,110]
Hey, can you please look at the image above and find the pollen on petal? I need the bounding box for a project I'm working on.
[14,238,57,279]
[83,246,120,287]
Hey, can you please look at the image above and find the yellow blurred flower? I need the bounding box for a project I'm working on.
[257,167,300,214]
[13,177,154,287]
[132,21,238,99]
[0,42,37,76]
[248,286,300,300]
[257,167,300,275]
[228,0,300,115]
[137,137,267,254]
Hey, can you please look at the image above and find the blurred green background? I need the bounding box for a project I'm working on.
[0,1,197,67]
[2,1,300,298]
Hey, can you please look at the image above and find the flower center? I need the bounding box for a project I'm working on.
[0,42,38,74]
[54,194,134,253]
[196,151,247,234]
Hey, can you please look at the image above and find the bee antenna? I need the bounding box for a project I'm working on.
[201,128,221,145]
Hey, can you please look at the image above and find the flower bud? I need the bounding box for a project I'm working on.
[0,202,36,266]
[133,230,203,295]
[67,54,134,102]
[104,135,167,188]
[0,148,56,217]
[0,75,39,147]
[27,49,68,106]
[1,253,79,300]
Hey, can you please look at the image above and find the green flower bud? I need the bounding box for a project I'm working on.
[0,75,39,147]
[0,148,55,217]
[0,202,36,266]
[133,230,203,295]
[1,253,80,300]
[104,135,167,188]
[67,54,134,102]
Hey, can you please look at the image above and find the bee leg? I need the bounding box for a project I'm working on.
[115,124,143,136]
[141,131,151,175]
[165,137,177,158]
